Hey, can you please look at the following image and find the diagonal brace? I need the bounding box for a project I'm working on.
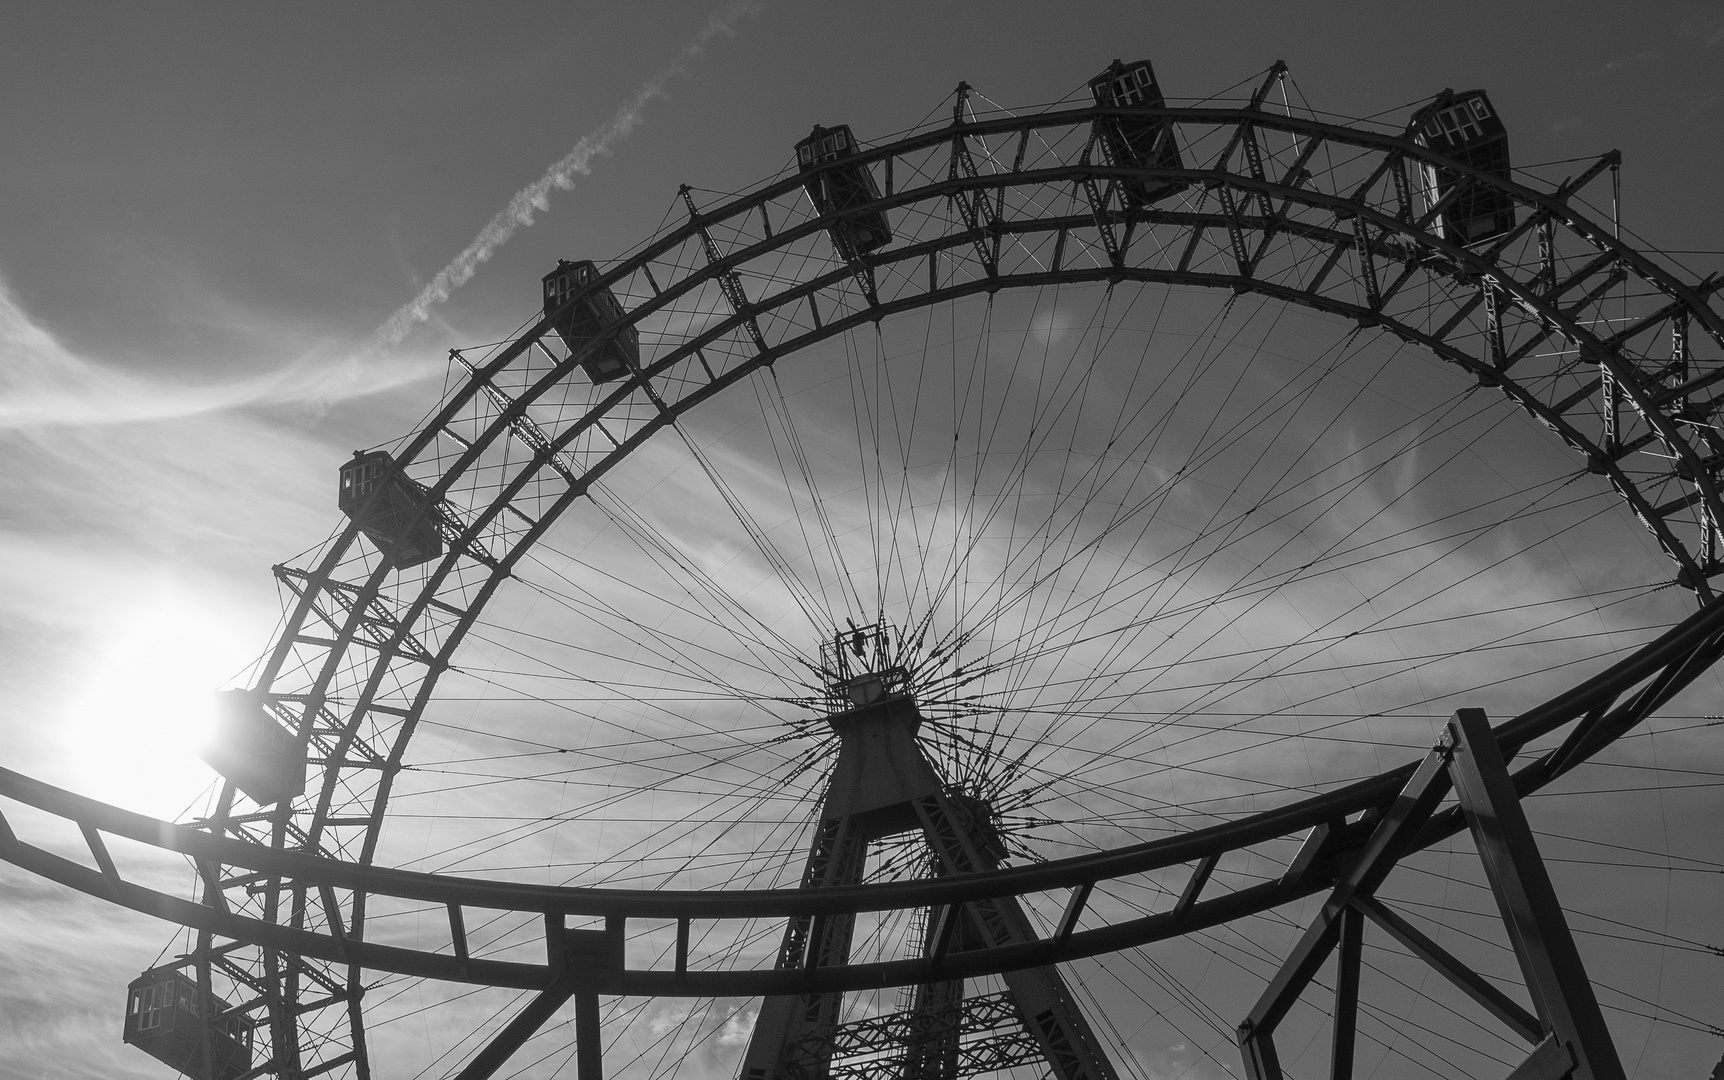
[1241,709,1631,1080]
[458,922,612,1080]
[1238,741,1453,1064]
[455,976,579,1080]
[1350,894,1540,1044]
[1448,708,1627,1080]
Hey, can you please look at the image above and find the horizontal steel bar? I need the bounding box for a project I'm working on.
[9,594,1724,929]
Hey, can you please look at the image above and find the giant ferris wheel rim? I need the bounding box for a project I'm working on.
[178,77,1724,1073]
[256,89,1724,928]
[252,100,1724,858]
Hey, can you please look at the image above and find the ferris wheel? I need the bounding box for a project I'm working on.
[5,54,1723,1080]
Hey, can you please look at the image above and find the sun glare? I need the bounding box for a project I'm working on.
[62,586,254,819]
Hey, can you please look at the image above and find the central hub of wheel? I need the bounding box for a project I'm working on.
[815,621,930,838]
[818,621,911,710]
[812,620,1007,862]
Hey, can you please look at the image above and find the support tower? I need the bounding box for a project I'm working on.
[738,625,1121,1080]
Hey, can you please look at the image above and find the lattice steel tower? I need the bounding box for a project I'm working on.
[738,624,1119,1080]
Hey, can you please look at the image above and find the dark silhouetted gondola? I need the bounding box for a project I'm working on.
[1088,58,1188,207]
[338,450,443,568]
[543,259,638,384]
[123,969,252,1080]
[198,689,303,805]
[795,124,893,260]
[1410,89,1515,246]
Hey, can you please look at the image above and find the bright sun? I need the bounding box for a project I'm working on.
[63,586,254,818]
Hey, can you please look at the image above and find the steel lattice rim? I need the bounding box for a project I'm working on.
[189,79,1724,1076]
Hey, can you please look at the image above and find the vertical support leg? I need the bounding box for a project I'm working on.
[1447,709,1627,1080]
[575,985,603,1080]
[900,970,964,1080]
[738,816,867,1080]
[914,793,1122,1080]
[1239,1027,1281,1080]
[901,903,968,1080]
[457,921,612,1080]
[263,945,299,1078]
[196,930,217,1080]
[1329,906,1362,1080]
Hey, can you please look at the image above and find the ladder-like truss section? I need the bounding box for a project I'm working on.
[804,992,1044,1080]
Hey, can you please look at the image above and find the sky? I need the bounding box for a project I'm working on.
[2,2,1724,1079]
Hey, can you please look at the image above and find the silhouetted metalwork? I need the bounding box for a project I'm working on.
[2,588,1721,1070]
[818,622,909,710]
[454,925,614,1080]
[805,991,1044,1080]
[1,53,1718,1079]
[1236,709,1626,1080]
[739,654,1118,1080]
[796,124,894,259]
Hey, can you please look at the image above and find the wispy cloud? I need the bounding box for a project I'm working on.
[0,280,435,429]
[0,868,177,1080]
[1591,49,1661,76]
[1704,13,1724,48]
[374,0,761,348]
[0,273,348,806]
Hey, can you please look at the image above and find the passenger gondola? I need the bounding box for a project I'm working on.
[795,124,893,260]
[1087,58,1188,208]
[198,689,303,806]
[123,969,252,1080]
[338,449,443,568]
[1410,89,1515,246]
[542,259,638,384]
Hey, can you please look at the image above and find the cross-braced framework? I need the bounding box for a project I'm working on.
[2,59,1722,1079]
[1237,708,1631,1080]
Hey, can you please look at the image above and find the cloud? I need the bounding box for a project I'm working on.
[0,865,189,1080]
[1706,17,1724,48]
[0,279,437,430]
[1594,49,1660,75]
[0,273,364,806]
[374,0,762,348]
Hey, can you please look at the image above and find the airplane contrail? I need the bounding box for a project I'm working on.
[375,0,759,347]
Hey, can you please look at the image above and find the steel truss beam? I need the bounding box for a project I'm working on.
[1237,709,1626,1080]
[819,991,1043,1080]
